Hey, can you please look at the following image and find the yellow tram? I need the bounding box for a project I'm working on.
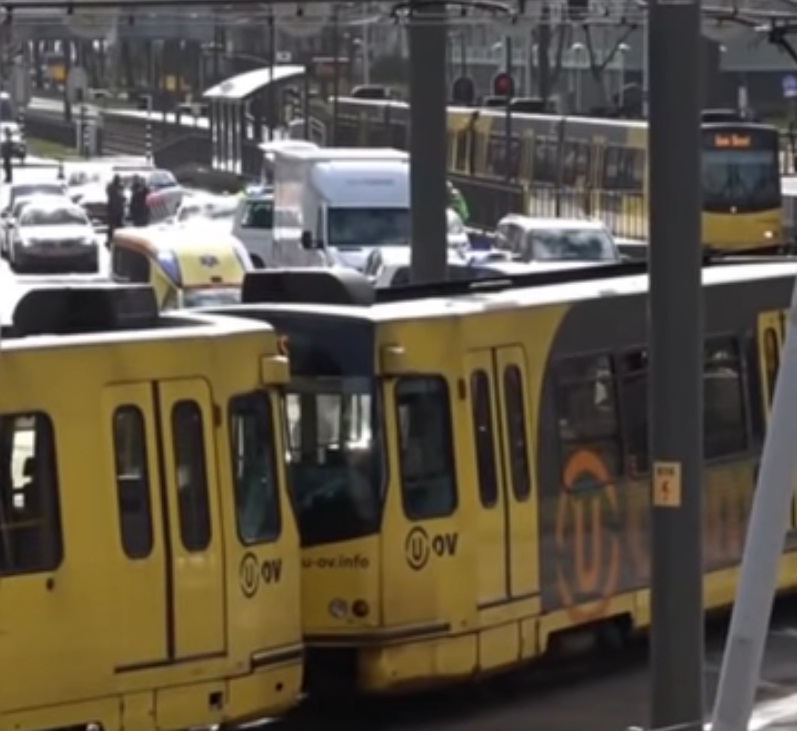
[0,284,302,731]
[202,261,795,695]
[323,97,783,252]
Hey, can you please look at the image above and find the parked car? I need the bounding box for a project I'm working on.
[7,199,98,273]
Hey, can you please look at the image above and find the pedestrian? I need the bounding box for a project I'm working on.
[106,174,125,246]
[2,128,13,184]
[129,175,151,227]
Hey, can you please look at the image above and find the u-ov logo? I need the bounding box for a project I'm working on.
[405,526,431,571]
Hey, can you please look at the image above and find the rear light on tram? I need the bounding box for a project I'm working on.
[352,600,370,618]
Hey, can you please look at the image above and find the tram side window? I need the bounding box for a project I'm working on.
[229,392,281,544]
[705,337,748,459]
[555,354,622,477]
[113,406,153,559]
[504,365,532,500]
[470,370,498,508]
[171,401,212,552]
[0,413,62,576]
[396,377,457,520]
[620,349,649,475]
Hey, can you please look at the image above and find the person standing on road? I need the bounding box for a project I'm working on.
[1,129,13,184]
[106,174,125,246]
[130,175,151,227]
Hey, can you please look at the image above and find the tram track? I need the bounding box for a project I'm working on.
[269,597,797,731]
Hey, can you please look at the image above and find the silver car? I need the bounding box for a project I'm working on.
[9,201,98,273]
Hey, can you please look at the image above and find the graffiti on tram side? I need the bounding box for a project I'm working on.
[552,458,756,617]
[554,449,621,622]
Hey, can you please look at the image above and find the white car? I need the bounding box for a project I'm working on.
[9,201,98,273]
[3,194,70,255]
[2,181,69,216]
[495,215,622,263]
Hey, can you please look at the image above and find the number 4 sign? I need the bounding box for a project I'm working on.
[653,461,682,508]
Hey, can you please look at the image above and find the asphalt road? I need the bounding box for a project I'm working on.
[271,604,797,731]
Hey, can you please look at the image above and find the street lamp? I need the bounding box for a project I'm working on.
[617,42,630,111]
[571,42,586,112]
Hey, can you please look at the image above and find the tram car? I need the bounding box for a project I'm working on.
[0,284,302,731]
[318,97,782,253]
[202,260,794,695]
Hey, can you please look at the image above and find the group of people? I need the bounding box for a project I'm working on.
[106,174,151,243]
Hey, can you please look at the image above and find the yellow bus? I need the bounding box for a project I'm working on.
[205,261,794,695]
[326,98,783,253]
[1,283,302,730]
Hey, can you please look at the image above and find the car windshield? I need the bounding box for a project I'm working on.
[328,207,410,248]
[285,378,384,547]
[21,207,87,227]
[182,287,241,308]
[526,229,617,262]
[240,199,273,229]
[10,185,64,208]
[702,149,780,213]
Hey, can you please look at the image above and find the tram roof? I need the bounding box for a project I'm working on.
[229,259,797,326]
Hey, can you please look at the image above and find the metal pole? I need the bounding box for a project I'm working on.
[332,5,340,146]
[145,95,152,164]
[80,102,88,159]
[648,0,704,727]
[302,62,310,140]
[643,14,649,118]
[268,10,276,142]
[504,36,512,181]
[362,5,371,86]
[710,278,797,731]
[408,1,448,283]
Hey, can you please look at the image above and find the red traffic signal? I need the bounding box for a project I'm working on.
[492,72,515,98]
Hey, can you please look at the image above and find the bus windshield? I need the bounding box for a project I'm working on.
[285,378,384,547]
[702,132,780,213]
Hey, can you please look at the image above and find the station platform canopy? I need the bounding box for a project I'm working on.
[203,65,305,102]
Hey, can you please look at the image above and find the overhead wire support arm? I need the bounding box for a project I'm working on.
[769,23,797,65]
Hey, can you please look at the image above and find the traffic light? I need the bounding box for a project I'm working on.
[492,72,515,99]
[451,76,475,105]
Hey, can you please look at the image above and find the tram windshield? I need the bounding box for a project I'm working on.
[701,129,781,213]
[285,377,384,547]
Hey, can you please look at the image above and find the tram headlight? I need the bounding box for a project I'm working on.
[328,598,348,619]
[764,230,774,240]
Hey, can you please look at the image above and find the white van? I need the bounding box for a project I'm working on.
[274,147,470,271]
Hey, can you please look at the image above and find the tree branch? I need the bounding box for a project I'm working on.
[598,24,638,71]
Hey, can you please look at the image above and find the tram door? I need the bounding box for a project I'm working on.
[103,378,225,671]
[465,346,539,610]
